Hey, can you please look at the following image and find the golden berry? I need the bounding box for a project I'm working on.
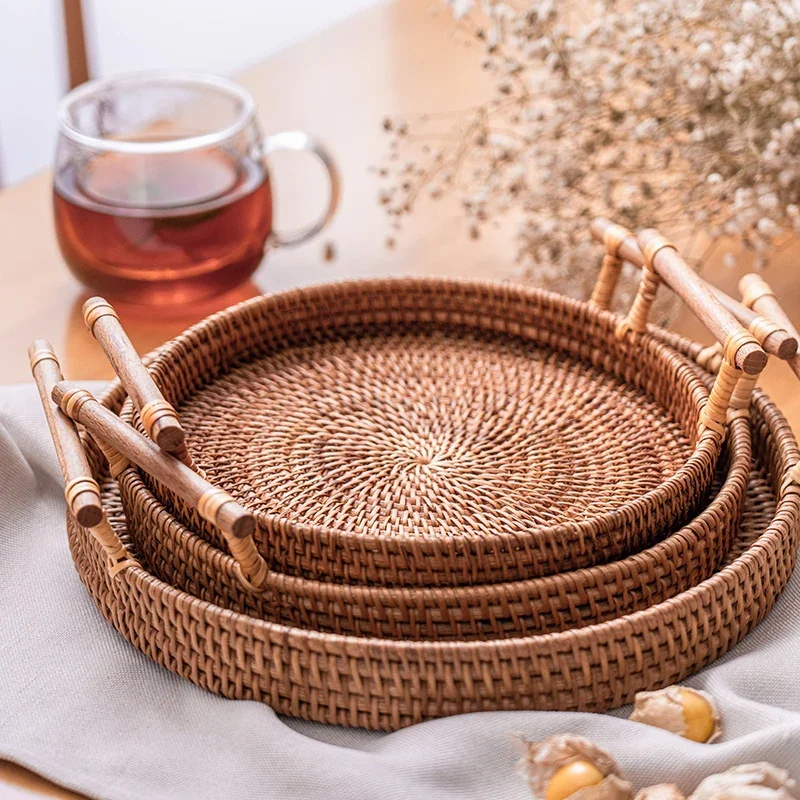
[678,688,716,743]
[546,761,605,800]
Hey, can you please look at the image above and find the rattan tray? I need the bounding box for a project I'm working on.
[125,279,727,587]
[116,407,749,639]
[107,318,746,641]
[68,370,799,730]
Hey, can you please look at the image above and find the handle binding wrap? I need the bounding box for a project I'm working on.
[197,488,269,591]
[83,298,119,333]
[140,399,197,470]
[748,315,781,345]
[728,373,759,420]
[65,444,138,576]
[64,476,101,515]
[616,236,675,339]
[230,537,270,592]
[590,223,631,310]
[698,331,759,439]
[740,276,775,310]
[93,436,132,480]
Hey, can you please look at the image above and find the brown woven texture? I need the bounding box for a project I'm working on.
[122,279,722,586]
[68,367,799,730]
[116,407,748,639]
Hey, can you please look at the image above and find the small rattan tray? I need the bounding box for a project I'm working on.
[68,368,799,730]
[124,278,733,587]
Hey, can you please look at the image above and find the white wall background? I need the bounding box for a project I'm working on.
[0,0,68,186]
[0,0,382,187]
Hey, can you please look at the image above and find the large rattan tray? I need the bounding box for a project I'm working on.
[69,368,799,730]
[125,279,727,587]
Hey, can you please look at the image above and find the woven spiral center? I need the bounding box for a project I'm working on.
[178,330,691,538]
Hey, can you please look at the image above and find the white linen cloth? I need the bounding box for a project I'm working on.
[1,383,798,800]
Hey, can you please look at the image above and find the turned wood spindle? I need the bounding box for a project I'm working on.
[740,274,800,381]
[29,340,136,574]
[29,340,103,528]
[589,222,630,310]
[738,276,800,494]
[83,297,195,467]
[589,220,796,358]
[708,284,797,361]
[52,380,255,542]
[590,219,767,375]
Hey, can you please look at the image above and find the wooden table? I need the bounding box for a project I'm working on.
[1,0,799,795]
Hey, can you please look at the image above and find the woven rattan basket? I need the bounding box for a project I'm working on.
[120,278,741,588]
[68,365,799,729]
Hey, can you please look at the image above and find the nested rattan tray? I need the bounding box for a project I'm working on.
[116,409,748,639]
[109,318,748,640]
[68,364,799,730]
[124,279,724,587]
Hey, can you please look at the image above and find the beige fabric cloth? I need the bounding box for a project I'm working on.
[1,383,799,800]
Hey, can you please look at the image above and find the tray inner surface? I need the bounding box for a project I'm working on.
[175,328,693,538]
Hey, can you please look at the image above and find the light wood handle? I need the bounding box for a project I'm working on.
[52,381,255,541]
[638,228,766,374]
[590,219,767,374]
[28,340,104,528]
[742,274,800,496]
[708,285,797,361]
[29,342,138,575]
[83,297,189,457]
[740,274,800,380]
[588,221,796,361]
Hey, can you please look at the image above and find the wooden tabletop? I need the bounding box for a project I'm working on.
[2,0,800,796]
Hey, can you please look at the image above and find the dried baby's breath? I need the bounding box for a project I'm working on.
[377,0,800,316]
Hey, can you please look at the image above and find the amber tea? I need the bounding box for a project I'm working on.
[54,149,272,305]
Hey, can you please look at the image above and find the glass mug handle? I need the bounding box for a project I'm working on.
[260,131,341,247]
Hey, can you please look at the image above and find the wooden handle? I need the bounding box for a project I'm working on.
[589,221,796,360]
[83,297,188,455]
[590,219,767,374]
[28,340,104,528]
[52,380,255,541]
[708,285,797,361]
[638,228,766,374]
[740,274,800,380]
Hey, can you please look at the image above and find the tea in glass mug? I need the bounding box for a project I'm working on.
[54,72,339,305]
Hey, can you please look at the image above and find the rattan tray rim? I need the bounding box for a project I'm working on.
[115,410,748,637]
[73,476,798,651]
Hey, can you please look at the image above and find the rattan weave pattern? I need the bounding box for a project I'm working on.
[124,279,721,587]
[180,333,689,536]
[68,378,800,730]
[116,411,748,640]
